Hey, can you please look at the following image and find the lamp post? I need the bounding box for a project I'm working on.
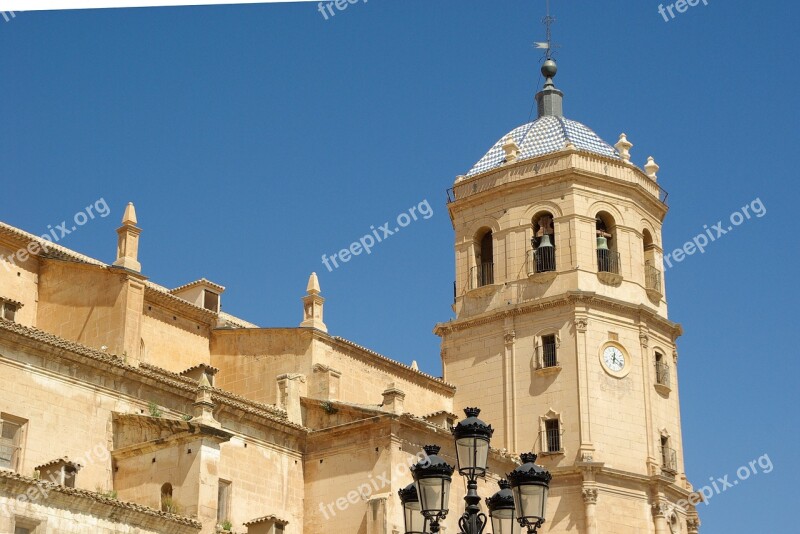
[401,407,550,534]
[399,483,433,534]
[506,453,552,533]
[408,445,454,533]
[485,480,516,534]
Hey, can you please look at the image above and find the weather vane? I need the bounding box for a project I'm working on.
[534,0,560,60]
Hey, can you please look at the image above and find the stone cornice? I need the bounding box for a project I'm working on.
[323,334,456,395]
[449,150,667,218]
[144,284,218,324]
[111,414,234,459]
[0,319,307,437]
[0,470,201,531]
[435,291,682,340]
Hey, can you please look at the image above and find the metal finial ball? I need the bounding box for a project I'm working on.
[541,58,557,78]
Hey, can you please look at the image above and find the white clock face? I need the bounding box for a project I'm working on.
[603,347,625,372]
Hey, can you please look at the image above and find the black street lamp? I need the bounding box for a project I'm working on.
[485,480,516,534]
[409,445,454,533]
[506,453,552,534]
[399,483,433,534]
[402,409,551,534]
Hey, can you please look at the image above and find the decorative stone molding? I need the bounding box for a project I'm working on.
[597,271,623,286]
[639,333,649,348]
[575,318,588,333]
[686,518,700,533]
[582,488,598,504]
[382,384,406,415]
[434,291,682,340]
[313,363,342,401]
[504,331,516,344]
[277,373,306,424]
[651,502,669,518]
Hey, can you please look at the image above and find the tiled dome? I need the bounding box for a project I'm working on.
[466,115,619,177]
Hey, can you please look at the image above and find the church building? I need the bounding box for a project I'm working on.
[0,56,700,533]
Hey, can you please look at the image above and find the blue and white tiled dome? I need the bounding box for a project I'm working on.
[466,115,619,177]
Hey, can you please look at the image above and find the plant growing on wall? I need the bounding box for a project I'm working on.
[162,496,179,514]
[148,402,163,418]
[320,401,338,414]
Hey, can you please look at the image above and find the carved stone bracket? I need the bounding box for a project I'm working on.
[639,332,649,348]
[504,331,516,344]
[651,502,669,518]
[575,318,588,333]
[582,488,598,505]
[686,518,700,533]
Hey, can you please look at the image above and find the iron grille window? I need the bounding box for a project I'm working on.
[545,419,561,453]
[645,262,662,291]
[471,263,495,288]
[661,446,678,473]
[541,335,558,368]
[597,249,621,274]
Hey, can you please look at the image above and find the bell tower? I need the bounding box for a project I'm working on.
[434,55,700,533]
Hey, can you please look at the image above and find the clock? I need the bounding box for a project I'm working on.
[603,346,625,372]
[600,344,630,377]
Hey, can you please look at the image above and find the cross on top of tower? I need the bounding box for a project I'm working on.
[534,0,560,60]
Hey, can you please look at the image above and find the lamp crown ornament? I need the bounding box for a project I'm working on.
[452,407,495,438]
[423,444,440,456]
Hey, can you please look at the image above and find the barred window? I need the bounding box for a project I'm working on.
[541,335,558,368]
[545,419,561,453]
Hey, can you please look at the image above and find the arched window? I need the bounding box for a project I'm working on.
[160,483,174,512]
[595,212,620,274]
[472,228,494,288]
[531,212,556,273]
[643,229,661,292]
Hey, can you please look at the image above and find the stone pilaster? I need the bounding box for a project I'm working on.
[582,487,598,534]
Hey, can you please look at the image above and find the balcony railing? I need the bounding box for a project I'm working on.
[597,249,621,274]
[536,343,559,369]
[655,362,671,388]
[527,248,556,275]
[645,263,662,292]
[661,446,678,473]
[470,263,494,289]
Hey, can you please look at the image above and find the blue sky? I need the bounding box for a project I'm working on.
[1,0,796,531]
